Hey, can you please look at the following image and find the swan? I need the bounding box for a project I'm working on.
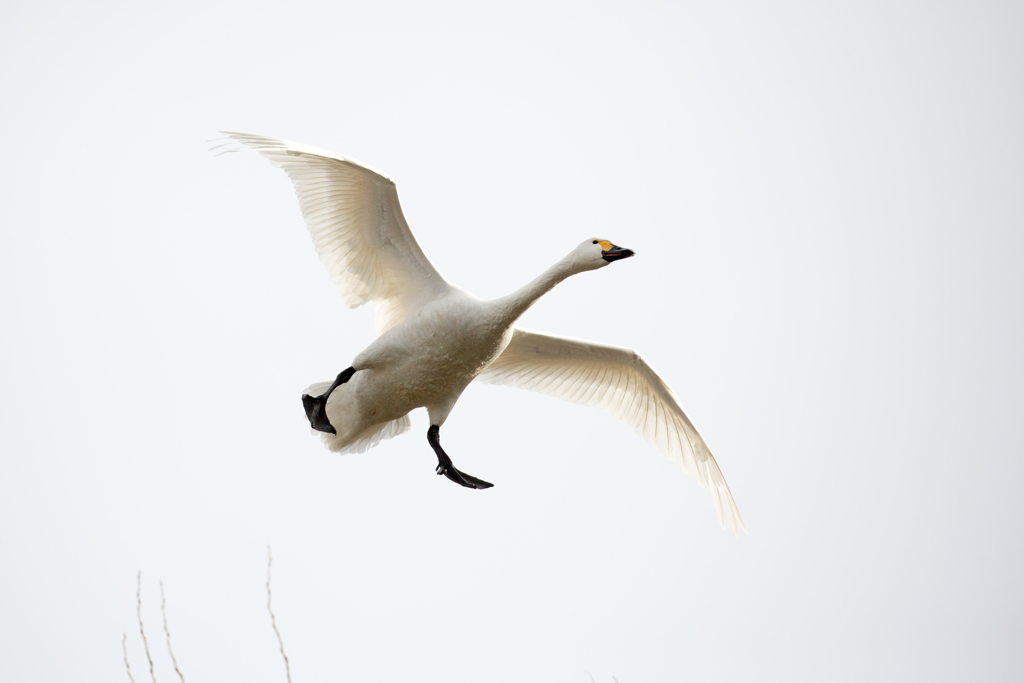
[219,132,746,535]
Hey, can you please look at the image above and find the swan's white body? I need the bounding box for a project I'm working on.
[309,290,516,454]
[221,132,746,535]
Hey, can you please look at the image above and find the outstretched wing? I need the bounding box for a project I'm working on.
[477,328,746,535]
[220,132,451,335]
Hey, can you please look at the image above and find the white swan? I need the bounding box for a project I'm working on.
[220,132,746,535]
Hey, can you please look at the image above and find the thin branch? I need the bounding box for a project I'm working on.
[137,571,157,683]
[160,581,186,683]
[123,633,136,683]
[267,546,293,683]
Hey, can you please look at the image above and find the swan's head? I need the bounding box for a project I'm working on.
[569,238,635,271]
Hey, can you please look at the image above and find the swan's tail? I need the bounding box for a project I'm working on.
[331,414,412,454]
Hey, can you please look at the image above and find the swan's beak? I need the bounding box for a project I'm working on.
[601,244,635,262]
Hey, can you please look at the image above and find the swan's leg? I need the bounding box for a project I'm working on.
[427,425,493,490]
[301,367,356,435]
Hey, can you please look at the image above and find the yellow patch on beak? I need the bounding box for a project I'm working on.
[598,240,613,252]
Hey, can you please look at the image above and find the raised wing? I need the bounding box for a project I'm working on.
[478,328,746,535]
[220,132,451,335]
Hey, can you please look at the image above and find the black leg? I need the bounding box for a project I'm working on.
[302,367,356,434]
[427,425,493,490]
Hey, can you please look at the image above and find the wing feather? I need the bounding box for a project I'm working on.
[221,132,450,334]
[477,327,746,535]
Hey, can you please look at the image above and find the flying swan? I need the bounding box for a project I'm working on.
[220,133,745,535]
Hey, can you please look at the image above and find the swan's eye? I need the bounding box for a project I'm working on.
[592,240,598,244]
[598,240,613,251]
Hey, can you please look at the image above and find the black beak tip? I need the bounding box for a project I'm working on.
[602,246,635,262]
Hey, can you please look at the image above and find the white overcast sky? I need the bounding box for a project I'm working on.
[2,1,1022,681]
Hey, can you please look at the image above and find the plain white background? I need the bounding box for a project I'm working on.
[1,1,1022,681]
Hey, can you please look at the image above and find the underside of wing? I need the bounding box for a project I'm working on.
[220,132,450,334]
[477,328,746,535]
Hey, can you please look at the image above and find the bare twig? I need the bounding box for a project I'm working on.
[123,633,136,683]
[267,546,293,683]
[160,581,186,683]
[137,572,158,683]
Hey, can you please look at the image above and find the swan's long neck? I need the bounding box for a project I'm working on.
[493,255,581,327]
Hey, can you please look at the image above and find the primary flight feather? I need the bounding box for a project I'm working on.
[221,132,746,535]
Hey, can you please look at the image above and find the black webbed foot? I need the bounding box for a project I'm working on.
[427,425,493,490]
[302,393,336,434]
[301,367,356,435]
[435,460,494,489]
[301,393,317,422]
